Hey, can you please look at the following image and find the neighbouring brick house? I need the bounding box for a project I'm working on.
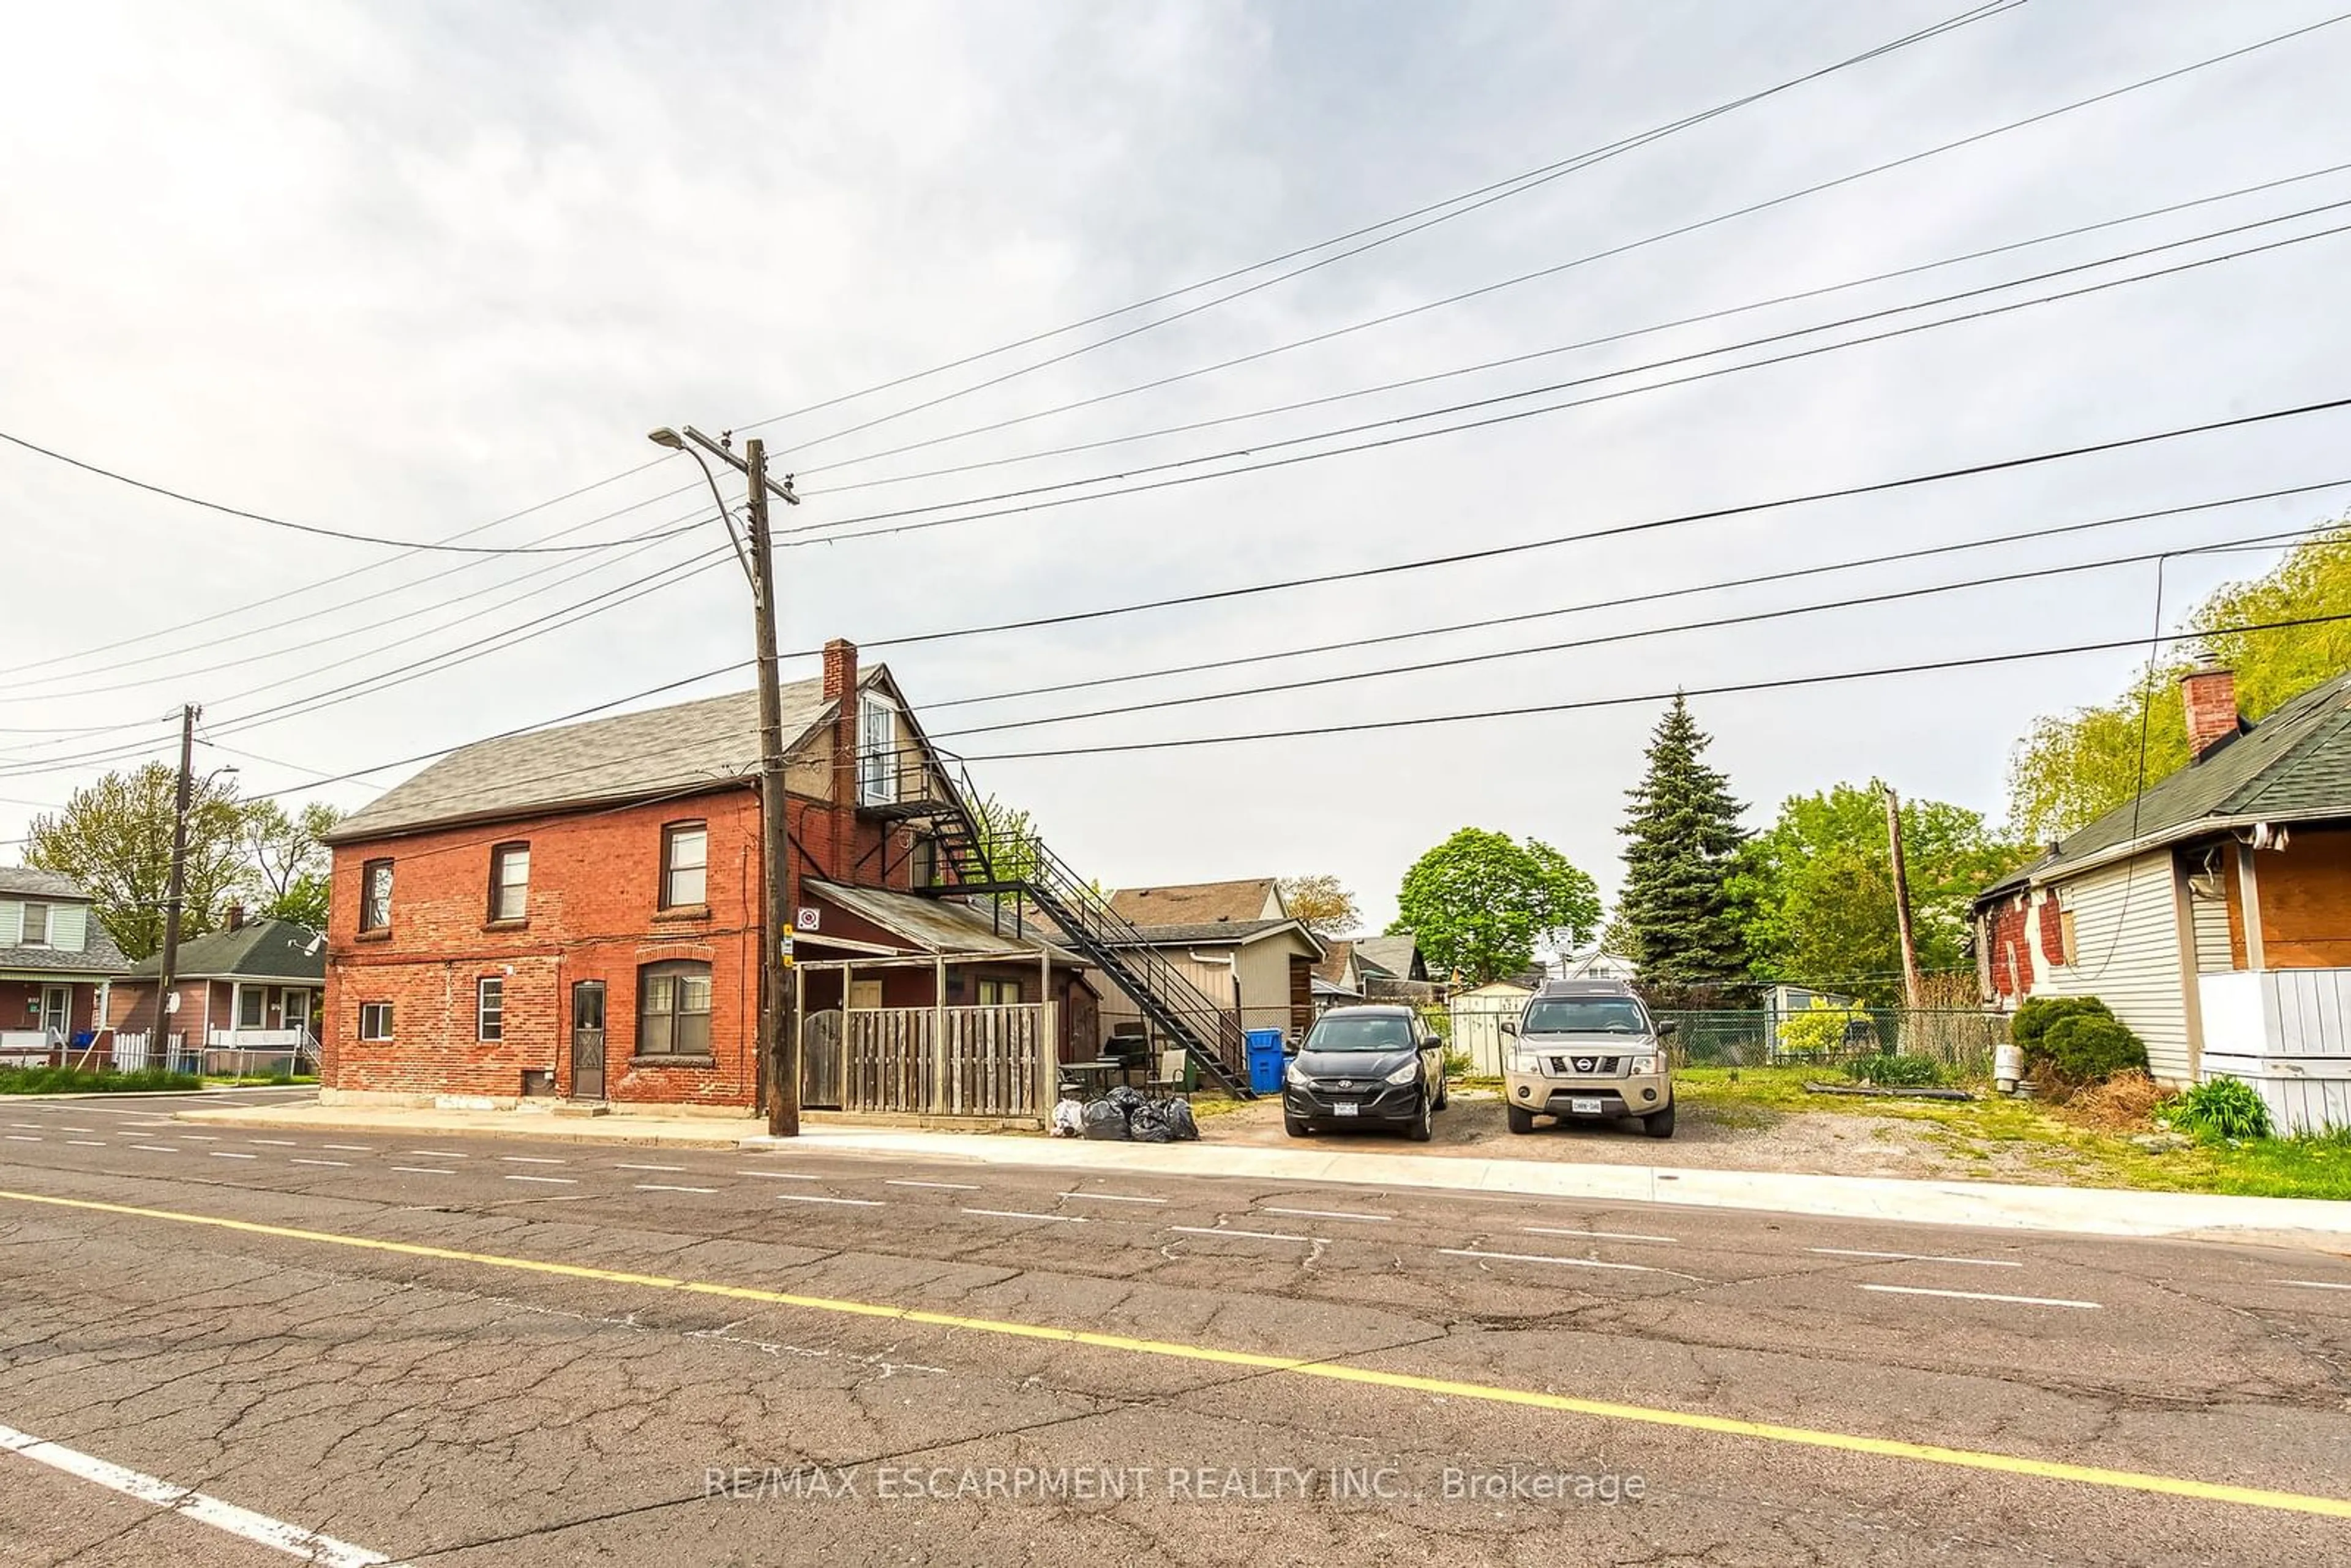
[1973,666,2351,1131]
[321,639,1071,1112]
[0,868,126,1062]
[107,906,325,1061]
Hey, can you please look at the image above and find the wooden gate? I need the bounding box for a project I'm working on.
[801,1008,845,1109]
[836,1003,1055,1122]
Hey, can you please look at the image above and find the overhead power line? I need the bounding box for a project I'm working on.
[921,481,2351,712]
[789,9,2351,483]
[804,163,2351,500]
[957,609,2351,763]
[781,206,2351,541]
[841,396,2351,651]
[733,2,2020,447]
[0,430,706,556]
[931,521,2347,740]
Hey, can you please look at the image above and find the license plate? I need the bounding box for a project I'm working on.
[1570,1097,1605,1115]
[1332,1102,1359,1117]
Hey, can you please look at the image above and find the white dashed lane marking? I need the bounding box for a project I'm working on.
[775,1193,885,1207]
[208,1152,258,1160]
[615,1163,687,1173]
[1526,1226,1678,1244]
[741,1169,820,1182]
[130,1145,178,1153]
[407,1150,467,1159]
[500,1156,566,1165]
[3,1136,39,1143]
[1172,1226,1311,1243]
[636,1184,718,1195]
[55,1125,95,1133]
[966,1208,1083,1223]
[247,1139,299,1147]
[1810,1247,2022,1268]
[0,1420,394,1567]
[1859,1285,2099,1309]
[887,1179,980,1191]
[320,1144,375,1153]
[66,1140,107,1147]
[1261,1206,1391,1223]
[290,1159,350,1168]
[388,1166,453,1176]
[1441,1248,1658,1273]
[1059,1191,1165,1205]
[504,1175,577,1185]
[2275,1279,2351,1292]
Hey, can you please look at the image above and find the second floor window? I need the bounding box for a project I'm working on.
[661,822,707,909]
[19,902,47,947]
[859,697,898,805]
[489,842,530,921]
[359,860,394,933]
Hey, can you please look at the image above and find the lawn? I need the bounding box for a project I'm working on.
[1676,1066,2351,1202]
[0,1067,201,1095]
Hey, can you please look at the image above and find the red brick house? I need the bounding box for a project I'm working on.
[320,640,1106,1114]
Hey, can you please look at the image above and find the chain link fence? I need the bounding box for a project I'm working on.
[1655,1008,2009,1079]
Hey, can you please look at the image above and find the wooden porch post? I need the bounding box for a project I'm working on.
[2237,842,2268,971]
[2170,851,2205,1081]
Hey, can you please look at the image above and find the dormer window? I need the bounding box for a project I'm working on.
[20,903,48,947]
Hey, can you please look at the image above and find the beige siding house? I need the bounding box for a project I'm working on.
[1094,879,1324,1043]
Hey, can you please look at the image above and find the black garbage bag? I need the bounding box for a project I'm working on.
[1081,1100,1130,1141]
[1105,1084,1147,1119]
[1127,1101,1176,1143]
[1163,1098,1201,1141]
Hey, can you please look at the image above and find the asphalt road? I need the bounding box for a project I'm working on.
[1,1090,2347,1566]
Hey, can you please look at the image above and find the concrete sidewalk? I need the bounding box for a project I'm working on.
[173,1101,2351,1247]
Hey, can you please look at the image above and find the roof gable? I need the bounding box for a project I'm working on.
[0,868,94,901]
[2012,670,2351,885]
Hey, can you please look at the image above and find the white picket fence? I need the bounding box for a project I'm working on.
[110,1031,196,1075]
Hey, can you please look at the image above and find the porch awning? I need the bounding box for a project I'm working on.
[801,880,1086,965]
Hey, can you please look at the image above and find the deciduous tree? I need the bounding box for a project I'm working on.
[27,763,248,961]
[242,800,342,929]
[1277,874,1360,938]
[1390,828,1599,985]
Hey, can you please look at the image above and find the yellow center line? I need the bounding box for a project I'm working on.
[5,1187,2347,1520]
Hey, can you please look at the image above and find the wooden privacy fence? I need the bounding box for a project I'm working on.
[832,1002,1057,1122]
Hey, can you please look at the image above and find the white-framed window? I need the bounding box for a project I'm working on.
[358,1002,393,1041]
[489,842,530,922]
[478,977,504,1042]
[19,902,48,947]
[661,822,708,909]
[638,961,712,1056]
[238,986,266,1029]
[359,860,394,932]
[858,696,898,806]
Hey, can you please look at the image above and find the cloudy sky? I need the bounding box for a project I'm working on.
[4,0,2349,943]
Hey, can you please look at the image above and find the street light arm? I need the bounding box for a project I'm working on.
[667,444,759,596]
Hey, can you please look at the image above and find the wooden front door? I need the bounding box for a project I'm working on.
[571,981,607,1100]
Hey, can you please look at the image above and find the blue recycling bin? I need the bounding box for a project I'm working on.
[1245,1028,1287,1094]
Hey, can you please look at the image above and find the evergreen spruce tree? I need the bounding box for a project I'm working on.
[1617,694,1750,991]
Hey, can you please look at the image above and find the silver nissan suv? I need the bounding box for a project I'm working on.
[1501,980,1677,1138]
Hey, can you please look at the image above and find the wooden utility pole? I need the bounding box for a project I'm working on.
[743,438,800,1138]
[1881,781,1926,1011]
[656,424,801,1134]
[154,703,198,1068]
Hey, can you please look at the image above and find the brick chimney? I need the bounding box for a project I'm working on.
[225,902,246,932]
[822,638,860,805]
[2180,664,2243,762]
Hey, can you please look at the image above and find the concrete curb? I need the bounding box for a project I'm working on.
[167,1103,2351,1247]
[760,1128,2351,1246]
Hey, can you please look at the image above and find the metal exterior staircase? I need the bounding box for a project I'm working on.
[908,759,1254,1097]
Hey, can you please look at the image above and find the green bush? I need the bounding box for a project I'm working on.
[2038,1014,2148,1082]
[2167,1076,2273,1141]
[1441,1047,1472,1081]
[1778,998,1868,1059]
[0,1067,201,1095]
[2011,995,2112,1056]
[1847,1052,1942,1088]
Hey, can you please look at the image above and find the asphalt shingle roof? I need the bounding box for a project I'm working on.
[1108,880,1280,926]
[1105,918,1300,947]
[2009,669,2351,887]
[1352,935,1420,979]
[327,675,854,842]
[0,868,90,900]
[123,918,324,982]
